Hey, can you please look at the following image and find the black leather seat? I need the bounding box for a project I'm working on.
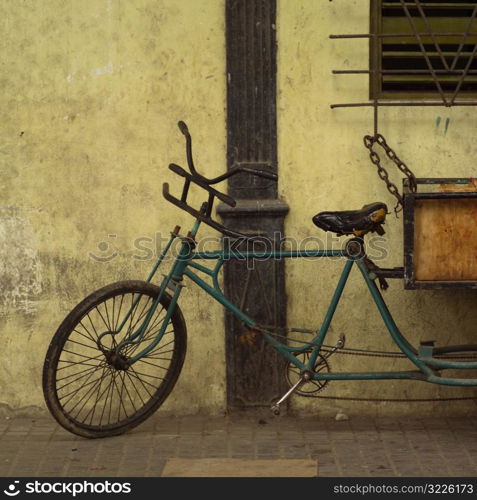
[313,202,387,236]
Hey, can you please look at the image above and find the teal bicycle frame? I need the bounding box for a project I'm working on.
[114,219,477,388]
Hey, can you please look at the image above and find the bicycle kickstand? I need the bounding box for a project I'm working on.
[270,374,310,416]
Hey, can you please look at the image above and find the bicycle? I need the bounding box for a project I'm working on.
[43,121,477,438]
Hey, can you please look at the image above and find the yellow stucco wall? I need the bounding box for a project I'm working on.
[0,0,226,414]
[1,0,477,418]
[279,0,477,416]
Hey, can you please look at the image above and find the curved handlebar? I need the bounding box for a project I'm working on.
[178,120,189,136]
[177,120,201,179]
[175,121,278,184]
[240,166,278,181]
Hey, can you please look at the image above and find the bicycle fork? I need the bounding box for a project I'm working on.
[98,225,195,367]
[124,231,195,365]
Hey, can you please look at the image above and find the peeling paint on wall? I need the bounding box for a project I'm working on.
[0,0,226,413]
[0,209,42,315]
[92,62,114,77]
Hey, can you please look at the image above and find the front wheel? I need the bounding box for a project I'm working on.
[42,280,187,438]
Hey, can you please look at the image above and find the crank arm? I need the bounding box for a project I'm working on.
[271,376,305,415]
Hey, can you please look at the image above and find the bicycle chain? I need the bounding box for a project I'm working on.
[312,394,477,403]
[312,347,477,402]
[320,347,477,361]
[256,326,477,403]
[363,134,417,214]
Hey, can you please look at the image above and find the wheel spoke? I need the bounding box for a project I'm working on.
[103,299,113,332]
[107,371,119,425]
[111,370,128,422]
[113,294,125,332]
[56,364,99,382]
[65,338,101,352]
[143,352,174,361]
[85,368,111,425]
[129,325,173,348]
[128,369,165,382]
[61,349,103,361]
[124,328,173,357]
[116,298,154,350]
[143,310,167,335]
[143,338,175,356]
[136,357,170,370]
[56,365,100,392]
[135,310,168,340]
[57,353,104,371]
[128,366,158,393]
[85,312,101,339]
[76,318,98,345]
[69,366,109,421]
[94,303,113,333]
[72,327,98,347]
[99,371,116,426]
[60,369,103,411]
[119,370,138,414]
[59,367,105,404]
[124,370,147,406]
[122,317,169,355]
[125,295,152,338]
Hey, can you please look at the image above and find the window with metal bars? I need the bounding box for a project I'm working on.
[370,0,477,100]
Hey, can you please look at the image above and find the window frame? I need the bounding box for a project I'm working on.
[369,0,477,100]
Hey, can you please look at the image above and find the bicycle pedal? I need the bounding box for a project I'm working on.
[270,403,280,416]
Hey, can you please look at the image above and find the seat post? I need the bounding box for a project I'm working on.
[344,237,366,260]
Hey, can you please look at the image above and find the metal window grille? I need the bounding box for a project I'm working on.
[331,0,477,109]
[371,0,477,99]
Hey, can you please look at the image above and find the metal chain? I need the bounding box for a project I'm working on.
[321,346,403,359]
[320,347,477,361]
[254,326,477,361]
[252,325,477,403]
[363,134,417,214]
[314,394,477,403]
[316,348,477,403]
[376,135,417,187]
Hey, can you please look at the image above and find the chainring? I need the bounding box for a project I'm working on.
[286,350,331,397]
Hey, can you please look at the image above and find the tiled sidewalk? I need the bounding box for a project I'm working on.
[1,414,477,477]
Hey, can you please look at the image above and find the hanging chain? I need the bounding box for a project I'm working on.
[363,134,417,214]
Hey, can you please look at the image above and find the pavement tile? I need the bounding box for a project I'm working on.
[1,414,477,478]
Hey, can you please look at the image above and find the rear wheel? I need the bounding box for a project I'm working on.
[43,280,187,438]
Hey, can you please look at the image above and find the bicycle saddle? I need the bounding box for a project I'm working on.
[312,202,387,236]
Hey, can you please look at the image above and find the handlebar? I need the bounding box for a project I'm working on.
[163,121,281,238]
[168,163,236,207]
[175,121,278,184]
[178,120,189,136]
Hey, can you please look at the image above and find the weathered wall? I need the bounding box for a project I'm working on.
[0,0,226,414]
[2,0,477,418]
[278,0,477,416]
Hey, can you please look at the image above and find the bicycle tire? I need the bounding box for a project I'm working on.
[42,280,187,439]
